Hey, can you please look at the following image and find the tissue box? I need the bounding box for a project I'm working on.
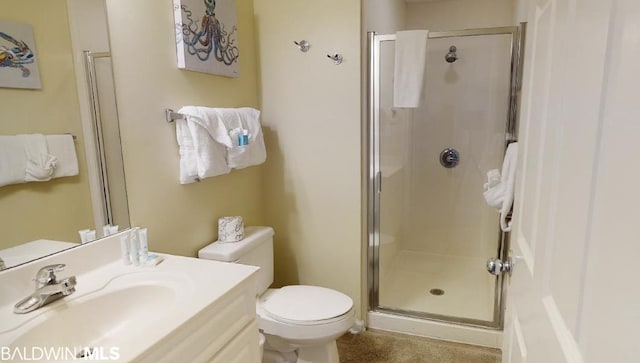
[218,216,244,242]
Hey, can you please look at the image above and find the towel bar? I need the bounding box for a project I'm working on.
[165,109,186,123]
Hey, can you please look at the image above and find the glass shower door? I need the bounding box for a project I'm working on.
[370,27,519,327]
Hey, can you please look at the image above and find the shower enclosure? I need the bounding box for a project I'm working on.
[366,25,523,331]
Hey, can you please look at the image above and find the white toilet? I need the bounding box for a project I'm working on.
[198,226,355,363]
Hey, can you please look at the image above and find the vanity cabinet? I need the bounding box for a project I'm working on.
[137,270,260,363]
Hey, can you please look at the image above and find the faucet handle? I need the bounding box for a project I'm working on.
[35,264,66,288]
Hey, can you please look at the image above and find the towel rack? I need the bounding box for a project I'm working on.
[165,109,186,123]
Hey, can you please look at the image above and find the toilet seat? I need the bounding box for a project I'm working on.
[262,286,353,326]
[257,288,356,342]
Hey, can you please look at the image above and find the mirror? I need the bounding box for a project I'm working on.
[0,0,130,270]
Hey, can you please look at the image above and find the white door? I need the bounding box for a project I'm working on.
[503,0,640,362]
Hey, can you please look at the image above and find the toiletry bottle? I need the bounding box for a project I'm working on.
[120,235,131,265]
[138,228,149,264]
[129,228,140,266]
[238,129,249,147]
[109,225,119,235]
[78,229,90,243]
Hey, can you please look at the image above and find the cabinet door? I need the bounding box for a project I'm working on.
[208,321,260,363]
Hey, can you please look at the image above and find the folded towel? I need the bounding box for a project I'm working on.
[177,106,233,183]
[483,142,519,232]
[0,135,28,187]
[215,107,266,169]
[24,134,56,182]
[46,135,78,178]
[393,30,429,108]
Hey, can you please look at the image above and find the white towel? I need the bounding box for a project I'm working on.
[393,30,429,108]
[483,169,503,209]
[499,142,518,232]
[24,134,57,182]
[0,135,28,187]
[215,107,266,169]
[483,143,519,231]
[46,135,79,178]
[0,134,79,187]
[176,106,233,184]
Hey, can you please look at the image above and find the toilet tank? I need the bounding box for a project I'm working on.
[198,226,274,296]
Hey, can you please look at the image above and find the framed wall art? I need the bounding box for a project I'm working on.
[0,19,41,89]
[173,0,239,78]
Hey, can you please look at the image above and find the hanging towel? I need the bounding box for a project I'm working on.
[176,106,233,184]
[215,107,266,169]
[393,30,429,108]
[499,142,518,232]
[483,142,519,232]
[483,169,504,209]
[0,135,28,187]
[0,134,80,187]
[24,134,57,182]
[46,135,78,178]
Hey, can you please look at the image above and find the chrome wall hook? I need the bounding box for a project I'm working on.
[327,53,343,65]
[294,40,310,52]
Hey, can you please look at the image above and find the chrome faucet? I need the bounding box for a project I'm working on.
[14,264,77,314]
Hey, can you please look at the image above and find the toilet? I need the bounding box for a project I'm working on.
[198,226,355,363]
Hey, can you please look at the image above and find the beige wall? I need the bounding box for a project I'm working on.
[254,0,362,316]
[0,0,94,248]
[406,0,515,30]
[105,0,264,257]
[364,0,407,34]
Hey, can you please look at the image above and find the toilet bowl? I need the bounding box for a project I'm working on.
[198,227,354,363]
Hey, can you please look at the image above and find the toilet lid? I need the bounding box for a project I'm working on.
[262,285,353,324]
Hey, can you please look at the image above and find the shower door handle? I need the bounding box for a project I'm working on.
[486,256,514,276]
[376,171,382,194]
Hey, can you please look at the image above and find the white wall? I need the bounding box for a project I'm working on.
[406,0,515,30]
[254,0,362,317]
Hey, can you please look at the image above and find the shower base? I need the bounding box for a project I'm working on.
[370,249,502,348]
[378,250,495,322]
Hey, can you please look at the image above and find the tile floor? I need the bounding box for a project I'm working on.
[336,329,501,363]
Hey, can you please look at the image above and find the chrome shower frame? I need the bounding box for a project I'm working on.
[365,24,526,329]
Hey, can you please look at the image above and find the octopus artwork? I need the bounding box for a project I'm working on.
[0,31,35,78]
[178,0,239,66]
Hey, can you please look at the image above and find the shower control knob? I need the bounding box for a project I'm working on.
[439,148,460,168]
[486,256,513,276]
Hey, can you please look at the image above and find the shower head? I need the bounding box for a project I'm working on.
[445,46,458,63]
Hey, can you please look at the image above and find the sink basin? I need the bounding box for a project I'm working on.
[11,284,177,350]
[2,270,192,359]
